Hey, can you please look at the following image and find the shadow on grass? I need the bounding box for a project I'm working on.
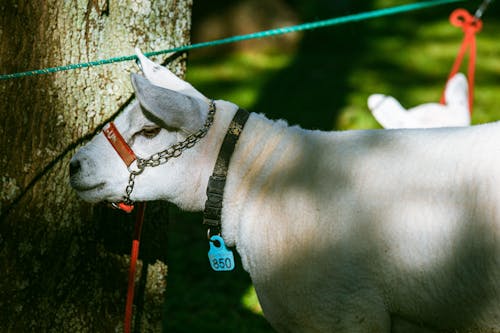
[163,208,274,333]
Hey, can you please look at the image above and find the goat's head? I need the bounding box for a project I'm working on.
[69,50,214,210]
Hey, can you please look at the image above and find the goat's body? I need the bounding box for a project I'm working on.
[218,103,500,332]
[70,55,500,333]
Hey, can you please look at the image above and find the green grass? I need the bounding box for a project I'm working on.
[163,1,500,331]
[186,52,293,108]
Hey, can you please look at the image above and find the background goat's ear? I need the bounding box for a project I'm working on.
[131,73,206,133]
[444,73,468,108]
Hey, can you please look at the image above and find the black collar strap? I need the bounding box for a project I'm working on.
[203,108,250,236]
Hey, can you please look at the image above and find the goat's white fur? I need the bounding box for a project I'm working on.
[368,73,471,129]
[70,51,500,333]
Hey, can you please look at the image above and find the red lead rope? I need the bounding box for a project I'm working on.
[440,9,482,114]
[103,122,145,333]
[124,202,146,333]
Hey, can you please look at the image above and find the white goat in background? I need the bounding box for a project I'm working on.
[368,73,471,129]
[70,50,499,333]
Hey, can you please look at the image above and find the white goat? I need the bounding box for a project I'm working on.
[70,51,500,333]
[368,73,471,129]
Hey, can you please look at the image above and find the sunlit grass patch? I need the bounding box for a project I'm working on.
[241,285,263,315]
[187,52,294,108]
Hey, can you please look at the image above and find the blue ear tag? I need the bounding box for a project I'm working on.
[208,235,235,271]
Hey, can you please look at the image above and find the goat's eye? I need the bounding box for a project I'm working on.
[139,127,161,139]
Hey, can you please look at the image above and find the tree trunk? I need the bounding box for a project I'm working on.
[0,0,191,331]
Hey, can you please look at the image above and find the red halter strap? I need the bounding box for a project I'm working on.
[440,9,482,114]
[103,122,137,167]
[103,122,136,213]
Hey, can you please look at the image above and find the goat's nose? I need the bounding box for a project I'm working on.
[69,159,81,177]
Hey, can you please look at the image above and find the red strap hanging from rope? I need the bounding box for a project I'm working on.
[440,9,482,114]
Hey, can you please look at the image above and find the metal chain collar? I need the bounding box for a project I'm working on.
[123,100,216,205]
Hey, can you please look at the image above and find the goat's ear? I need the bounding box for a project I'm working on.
[131,73,206,133]
[368,94,407,129]
[444,73,468,109]
[135,48,206,101]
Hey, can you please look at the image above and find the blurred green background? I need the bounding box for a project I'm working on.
[163,0,499,332]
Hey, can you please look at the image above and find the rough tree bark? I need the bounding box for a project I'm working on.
[0,0,191,331]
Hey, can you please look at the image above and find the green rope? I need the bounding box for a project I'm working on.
[0,0,463,81]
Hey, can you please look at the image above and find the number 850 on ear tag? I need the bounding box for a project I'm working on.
[208,235,235,271]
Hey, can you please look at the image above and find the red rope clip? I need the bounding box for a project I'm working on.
[440,9,482,114]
